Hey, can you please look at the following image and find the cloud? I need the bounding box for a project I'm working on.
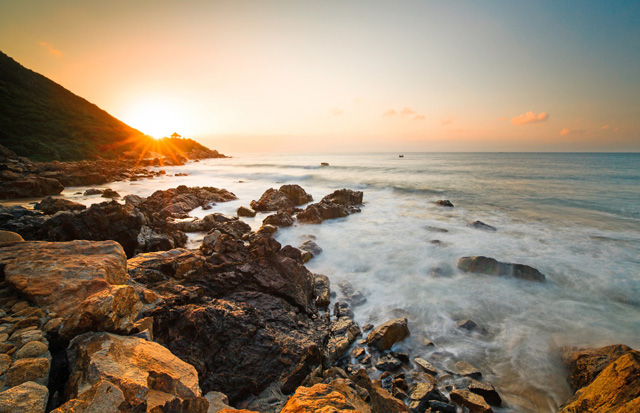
[329,107,343,116]
[600,125,610,130]
[38,41,62,57]
[560,128,586,136]
[511,111,549,125]
[382,109,397,117]
[400,107,416,115]
[413,115,425,120]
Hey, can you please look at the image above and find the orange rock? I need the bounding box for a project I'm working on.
[281,379,372,413]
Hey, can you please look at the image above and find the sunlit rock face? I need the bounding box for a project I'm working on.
[0,240,141,340]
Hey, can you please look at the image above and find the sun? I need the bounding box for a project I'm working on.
[122,99,189,139]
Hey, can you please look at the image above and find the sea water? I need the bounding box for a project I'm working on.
[57,152,639,411]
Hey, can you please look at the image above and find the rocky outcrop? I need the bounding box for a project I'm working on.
[281,379,372,413]
[0,177,63,200]
[0,240,141,340]
[559,350,640,413]
[296,189,364,224]
[34,196,86,215]
[457,256,546,282]
[263,211,294,227]
[560,344,633,391]
[138,185,236,219]
[60,332,206,412]
[250,184,312,212]
[367,318,410,351]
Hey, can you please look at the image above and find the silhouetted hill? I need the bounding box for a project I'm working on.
[0,51,219,162]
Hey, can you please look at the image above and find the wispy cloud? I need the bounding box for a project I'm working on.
[413,115,425,121]
[329,107,344,116]
[600,125,610,130]
[560,128,586,136]
[511,111,549,125]
[382,109,397,117]
[38,41,62,57]
[400,107,416,115]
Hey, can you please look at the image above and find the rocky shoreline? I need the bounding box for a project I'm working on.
[0,157,637,412]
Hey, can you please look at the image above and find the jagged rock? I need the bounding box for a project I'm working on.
[457,256,546,282]
[0,230,23,242]
[376,354,403,371]
[240,382,289,413]
[414,357,438,376]
[559,350,640,412]
[83,189,103,196]
[321,189,363,206]
[560,344,633,390]
[456,361,482,378]
[0,177,63,199]
[279,184,313,206]
[468,380,502,407]
[296,189,363,224]
[314,274,331,309]
[457,319,481,332]
[435,200,453,207]
[237,206,256,217]
[139,185,236,219]
[0,240,141,339]
[34,196,86,215]
[100,188,120,198]
[64,332,204,412]
[367,318,410,351]
[468,221,496,231]
[324,316,361,368]
[263,211,294,227]
[128,248,207,284]
[0,381,49,413]
[450,389,492,412]
[281,379,372,413]
[52,380,125,413]
[350,369,409,413]
[299,240,322,256]
[250,188,294,212]
[408,382,448,412]
[338,280,367,307]
[333,301,354,319]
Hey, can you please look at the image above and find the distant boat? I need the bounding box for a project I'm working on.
[399,154,404,158]
[321,162,329,166]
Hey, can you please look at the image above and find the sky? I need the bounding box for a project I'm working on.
[1,0,639,152]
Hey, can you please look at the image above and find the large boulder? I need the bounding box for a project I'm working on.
[0,381,49,413]
[279,184,313,206]
[366,318,410,351]
[559,350,640,412]
[297,189,363,224]
[0,177,63,200]
[250,185,312,212]
[62,332,206,412]
[457,256,546,282]
[0,240,141,340]
[560,344,633,391]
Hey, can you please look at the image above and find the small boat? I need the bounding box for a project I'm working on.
[399,154,404,158]
[321,162,329,166]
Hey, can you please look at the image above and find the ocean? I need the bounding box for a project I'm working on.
[59,152,640,411]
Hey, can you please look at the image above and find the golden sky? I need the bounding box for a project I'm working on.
[1,1,639,152]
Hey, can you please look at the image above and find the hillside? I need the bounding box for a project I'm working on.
[0,51,219,162]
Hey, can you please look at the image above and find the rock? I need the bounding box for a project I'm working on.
[338,280,367,307]
[408,382,448,413]
[414,357,438,376]
[263,211,294,227]
[350,369,409,413]
[0,353,12,375]
[14,341,48,359]
[450,389,493,412]
[299,240,323,256]
[468,380,502,407]
[324,317,361,368]
[278,184,313,206]
[367,318,410,351]
[128,248,207,284]
[321,189,363,206]
[240,382,289,413]
[139,185,236,219]
[314,274,331,309]
[237,206,256,217]
[250,188,295,212]
[435,200,453,207]
[0,177,63,200]
[468,221,496,231]
[0,240,141,339]
[429,266,452,277]
[34,196,86,214]
[457,256,546,282]
[100,188,120,198]
[296,189,363,224]
[457,319,478,331]
[280,379,372,413]
[333,301,354,319]
[560,344,633,390]
[0,230,24,242]
[205,391,233,412]
[376,354,403,371]
[456,361,482,378]
[559,350,640,412]
[65,332,203,411]
[0,381,49,413]
[52,380,125,413]
[5,357,50,387]
[83,189,103,196]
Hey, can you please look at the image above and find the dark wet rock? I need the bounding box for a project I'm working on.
[362,324,374,332]
[297,189,363,224]
[324,316,361,368]
[429,266,452,277]
[350,369,409,413]
[429,400,457,413]
[278,184,313,206]
[314,274,331,309]
[299,240,323,256]
[128,248,207,285]
[457,256,546,282]
[408,382,448,413]
[100,188,120,198]
[450,389,493,412]
[414,357,438,376]
[0,177,63,200]
[367,318,410,351]
[560,344,633,391]
[83,188,103,196]
[321,189,364,206]
[456,361,482,379]
[390,351,410,364]
[559,350,640,413]
[34,196,86,215]
[468,220,496,231]
[376,354,403,371]
[263,211,294,227]
[338,280,367,307]
[333,301,354,320]
[457,319,478,331]
[250,188,293,212]
[435,200,454,207]
[237,206,257,217]
[138,185,236,219]
[468,380,502,407]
